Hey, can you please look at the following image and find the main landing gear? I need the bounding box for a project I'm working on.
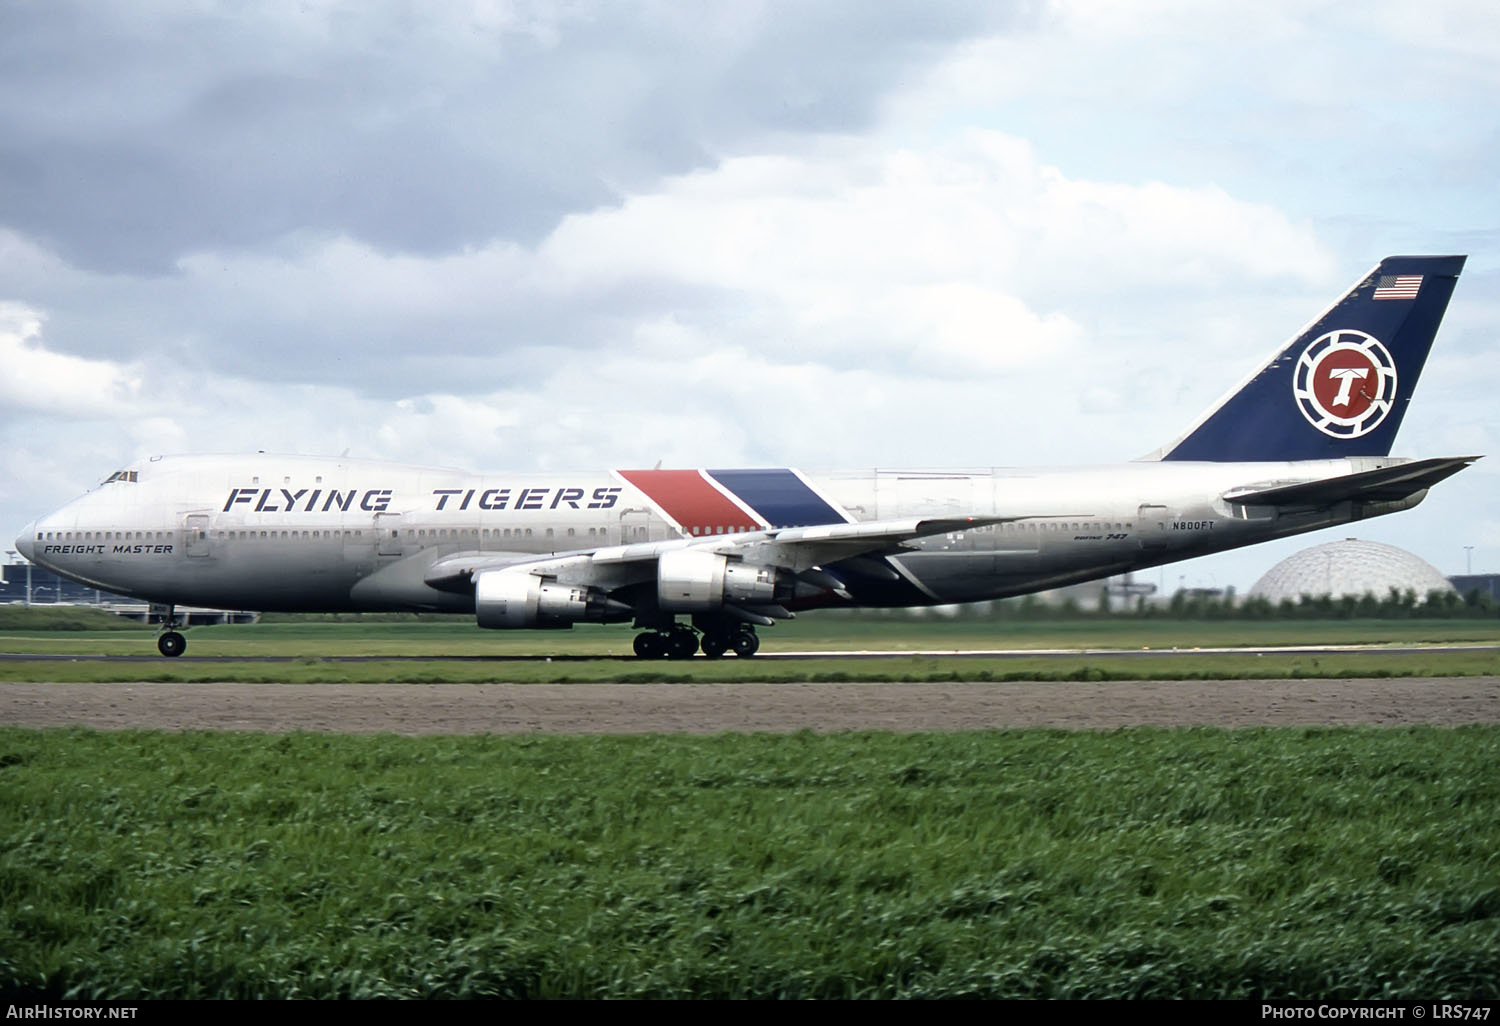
[631,624,760,659]
[155,604,187,658]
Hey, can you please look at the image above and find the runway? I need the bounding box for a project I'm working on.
[3,678,1498,735]
[1,641,1494,663]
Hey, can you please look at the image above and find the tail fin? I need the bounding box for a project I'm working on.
[1149,255,1465,462]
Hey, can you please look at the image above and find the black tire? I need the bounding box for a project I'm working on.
[157,631,186,658]
[700,634,728,658]
[667,630,698,659]
[633,632,665,659]
[731,631,760,658]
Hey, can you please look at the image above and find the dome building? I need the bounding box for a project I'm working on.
[1249,539,1456,603]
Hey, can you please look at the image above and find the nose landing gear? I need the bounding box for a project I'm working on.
[155,604,187,658]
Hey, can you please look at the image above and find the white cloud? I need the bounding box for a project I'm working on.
[0,303,144,417]
[540,128,1326,389]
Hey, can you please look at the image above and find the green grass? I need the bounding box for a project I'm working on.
[0,606,138,632]
[0,614,1497,682]
[0,617,1496,685]
[0,649,1498,684]
[5,614,1500,656]
[2,726,1496,999]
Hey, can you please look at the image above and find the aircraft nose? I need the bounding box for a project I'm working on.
[15,521,37,562]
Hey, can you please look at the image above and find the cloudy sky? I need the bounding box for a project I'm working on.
[3,0,1497,592]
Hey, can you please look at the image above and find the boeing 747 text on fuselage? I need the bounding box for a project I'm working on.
[17,256,1477,658]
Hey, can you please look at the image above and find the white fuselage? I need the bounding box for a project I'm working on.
[17,453,1425,615]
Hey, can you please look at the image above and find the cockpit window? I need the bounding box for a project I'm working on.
[101,470,139,485]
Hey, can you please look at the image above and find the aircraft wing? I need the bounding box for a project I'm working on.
[423,514,1020,593]
[1221,456,1479,509]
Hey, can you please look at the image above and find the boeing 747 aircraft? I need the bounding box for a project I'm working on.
[16,256,1477,658]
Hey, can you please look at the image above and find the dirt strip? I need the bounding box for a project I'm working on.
[2,678,1498,735]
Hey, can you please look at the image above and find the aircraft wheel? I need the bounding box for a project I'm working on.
[633,632,666,659]
[667,630,699,659]
[731,630,760,658]
[157,631,187,658]
[700,634,728,659]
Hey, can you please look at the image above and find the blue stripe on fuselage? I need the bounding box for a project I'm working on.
[706,469,848,527]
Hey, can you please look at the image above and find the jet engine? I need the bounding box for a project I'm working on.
[475,570,628,629]
[656,549,788,612]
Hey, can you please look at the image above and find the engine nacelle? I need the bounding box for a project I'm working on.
[476,571,603,629]
[657,549,785,612]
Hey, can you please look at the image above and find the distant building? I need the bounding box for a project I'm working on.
[2,560,255,624]
[1249,539,1455,603]
[1448,574,1500,602]
[1,560,130,605]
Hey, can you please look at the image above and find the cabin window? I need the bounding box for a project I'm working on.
[567,528,575,537]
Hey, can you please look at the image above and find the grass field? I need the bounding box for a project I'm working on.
[3,618,1496,998]
[1,617,1497,683]
[2,725,1497,999]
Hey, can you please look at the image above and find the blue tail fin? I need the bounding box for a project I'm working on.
[1152,255,1465,462]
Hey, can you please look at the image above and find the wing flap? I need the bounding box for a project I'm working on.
[423,515,1024,591]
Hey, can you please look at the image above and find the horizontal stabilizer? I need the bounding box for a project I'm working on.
[1222,456,1479,509]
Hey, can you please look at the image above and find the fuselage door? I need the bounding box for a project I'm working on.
[184,514,211,558]
[618,507,653,544]
[1137,504,1170,551]
[375,512,403,556]
[876,470,993,519]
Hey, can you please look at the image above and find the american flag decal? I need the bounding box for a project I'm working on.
[1373,274,1422,300]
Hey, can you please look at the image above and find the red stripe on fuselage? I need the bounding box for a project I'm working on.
[616,469,762,535]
